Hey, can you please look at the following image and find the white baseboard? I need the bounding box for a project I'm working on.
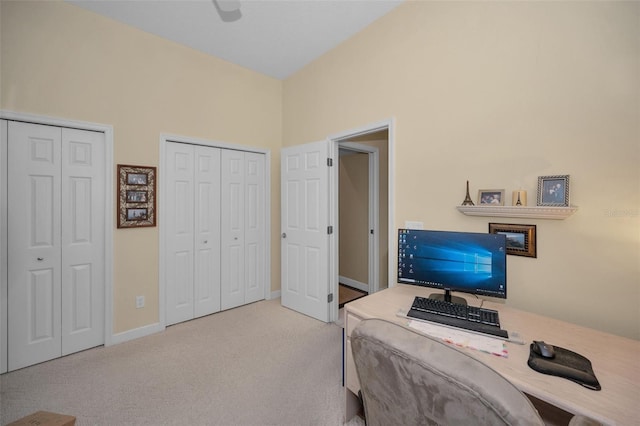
[339,276,369,293]
[108,322,164,346]
[110,294,281,347]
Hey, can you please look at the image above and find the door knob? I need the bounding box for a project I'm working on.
[282,233,286,238]
[37,257,44,261]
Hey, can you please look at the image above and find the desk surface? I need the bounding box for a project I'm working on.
[345,285,640,426]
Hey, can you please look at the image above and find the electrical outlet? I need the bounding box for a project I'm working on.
[136,295,145,309]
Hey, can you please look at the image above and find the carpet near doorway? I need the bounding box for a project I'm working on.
[338,285,367,308]
[1,299,345,426]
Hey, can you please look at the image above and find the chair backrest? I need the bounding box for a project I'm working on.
[351,318,545,426]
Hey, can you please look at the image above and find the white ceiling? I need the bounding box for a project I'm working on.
[67,0,404,80]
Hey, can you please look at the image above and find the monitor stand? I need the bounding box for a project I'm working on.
[429,289,467,306]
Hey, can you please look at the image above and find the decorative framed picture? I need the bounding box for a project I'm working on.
[117,165,156,228]
[478,189,505,206]
[537,175,570,207]
[489,223,537,258]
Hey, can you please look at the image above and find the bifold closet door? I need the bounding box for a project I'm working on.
[221,150,265,310]
[165,142,221,326]
[193,146,221,318]
[7,121,105,371]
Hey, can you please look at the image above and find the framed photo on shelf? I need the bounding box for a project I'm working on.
[117,164,156,228]
[489,223,537,258]
[478,189,505,206]
[537,175,570,207]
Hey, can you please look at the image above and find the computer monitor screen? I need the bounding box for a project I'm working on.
[397,229,507,304]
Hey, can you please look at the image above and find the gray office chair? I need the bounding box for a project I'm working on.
[350,319,601,426]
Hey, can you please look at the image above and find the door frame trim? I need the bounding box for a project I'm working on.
[0,110,114,373]
[158,133,271,328]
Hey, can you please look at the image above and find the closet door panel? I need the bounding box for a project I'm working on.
[194,146,221,317]
[221,150,245,310]
[61,128,105,355]
[165,142,195,325]
[7,122,62,371]
[165,143,266,318]
[244,153,265,304]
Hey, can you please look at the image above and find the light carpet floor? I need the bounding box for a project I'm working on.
[1,299,348,426]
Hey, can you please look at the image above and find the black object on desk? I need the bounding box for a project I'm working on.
[527,342,601,391]
[407,296,509,339]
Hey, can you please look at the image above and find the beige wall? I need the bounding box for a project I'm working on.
[1,1,282,333]
[284,1,640,339]
[2,1,638,340]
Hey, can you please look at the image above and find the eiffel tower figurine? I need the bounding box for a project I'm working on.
[515,192,523,206]
[461,180,475,206]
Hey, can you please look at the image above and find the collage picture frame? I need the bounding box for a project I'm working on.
[117,164,157,228]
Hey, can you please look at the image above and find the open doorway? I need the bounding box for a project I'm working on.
[280,120,392,324]
[335,129,390,309]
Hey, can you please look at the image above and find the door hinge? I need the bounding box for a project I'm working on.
[327,158,333,167]
[327,225,333,235]
[328,293,334,303]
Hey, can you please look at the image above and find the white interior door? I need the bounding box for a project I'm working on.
[244,152,266,305]
[61,127,105,355]
[280,141,331,322]
[165,142,265,320]
[165,142,195,325]
[7,121,104,371]
[194,145,221,317]
[221,149,245,310]
[8,123,62,370]
[220,150,266,310]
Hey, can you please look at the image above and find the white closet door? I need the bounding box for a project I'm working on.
[193,146,221,317]
[244,152,265,305]
[221,149,245,310]
[61,127,105,355]
[165,143,265,318]
[7,122,105,371]
[8,122,63,370]
[165,142,195,325]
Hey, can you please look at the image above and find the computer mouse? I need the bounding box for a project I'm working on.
[532,340,555,359]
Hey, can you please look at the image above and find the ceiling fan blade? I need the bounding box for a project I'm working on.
[213,0,242,22]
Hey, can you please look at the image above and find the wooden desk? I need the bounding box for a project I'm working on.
[344,285,640,426]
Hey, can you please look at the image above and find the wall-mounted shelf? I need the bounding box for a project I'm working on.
[456,205,578,220]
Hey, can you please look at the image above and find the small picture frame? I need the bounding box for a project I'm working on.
[489,223,537,258]
[127,173,148,185]
[126,208,148,221]
[126,190,148,203]
[118,165,156,228]
[537,175,570,207]
[478,189,505,206]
